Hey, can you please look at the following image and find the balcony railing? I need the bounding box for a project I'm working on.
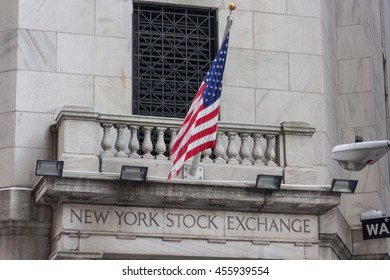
[53,106,317,184]
[100,120,280,166]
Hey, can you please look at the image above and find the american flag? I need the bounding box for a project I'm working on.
[168,32,230,180]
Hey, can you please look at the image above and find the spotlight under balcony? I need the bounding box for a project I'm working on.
[255,174,283,190]
[35,160,64,177]
[120,166,148,182]
[331,178,358,193]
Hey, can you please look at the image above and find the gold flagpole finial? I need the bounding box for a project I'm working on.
[228,3,236,11]
[224,2,235,36]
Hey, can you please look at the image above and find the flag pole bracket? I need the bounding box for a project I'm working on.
[183,166,204,180]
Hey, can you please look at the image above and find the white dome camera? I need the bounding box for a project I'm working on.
[332,140,390,171]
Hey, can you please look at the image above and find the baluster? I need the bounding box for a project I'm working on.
[239,133,251,165]
[128,125,140,158]
[265,134,277,166]
[114,124,127,157]
[141,126,154,159]
[251,133,265,165]
[226,132,238,164]
[167,128,178,159]
[201,148,212,162]
[271,142,276,163]
[101,123,113,157]
[214,131,225,163]
[155,127,167,159]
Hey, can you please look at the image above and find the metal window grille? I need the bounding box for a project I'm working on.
[133,3,217,118]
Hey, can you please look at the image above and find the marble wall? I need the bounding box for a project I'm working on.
[334,0,390,225]
[221,0,323,128]
[0,0,18,189]
[218,0,327,188]
[319,0,339,186]
[382,0,390,215]
[0,0,134,188]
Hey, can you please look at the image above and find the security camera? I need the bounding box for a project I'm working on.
[332,140,390,171]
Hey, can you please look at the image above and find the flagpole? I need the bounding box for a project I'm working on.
[223,3,235,39]
[189,3,236,177]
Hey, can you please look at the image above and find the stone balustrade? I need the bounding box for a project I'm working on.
[53,106,317,184]
[99,119,280,166]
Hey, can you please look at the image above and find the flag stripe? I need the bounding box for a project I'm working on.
[170,93,206,154]
[171,138,217,178]
[174,124,219,162]
[171,102,220,162]
[170,104,205,159]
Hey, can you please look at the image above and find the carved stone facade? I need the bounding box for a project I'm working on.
[1,0,390,259]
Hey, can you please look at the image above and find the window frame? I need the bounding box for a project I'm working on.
[132,2,218,118]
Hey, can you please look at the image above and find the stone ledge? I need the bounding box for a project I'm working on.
[49,250,103,260]
[0,220,51,236]
[281,121,316,136]
[32,176,340,215]
[284,167,318,185]
[49,234,321,260]
[100,156,283,182]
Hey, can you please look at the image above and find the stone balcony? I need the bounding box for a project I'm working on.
[31,106,347,259]
[52,106,318,185]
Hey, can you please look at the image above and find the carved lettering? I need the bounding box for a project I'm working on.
[291,219,302,232]
[70,209,82,223]
[197,215,208,229]
[138,212,147,227]
[258,217,268,231]
[183,214,196,228]
[225,216,311,233]
[115,211,161,227]
[166,213,174,228]
[176,213,184,227]
[115,211,124,225]
[124,211,137,226]
[235,216,246,230]
[269,219,278,231]
[84,209,92,223]
[94,210,109,224]
[70,209,109,224]
[65,206,314,239]
[280,218,291,232]
[150,213,159,227]
[209,215,218,229]
[165,213,218,229]
[227,216,234,230]
[304,219,310,233]
[245,217,256,231]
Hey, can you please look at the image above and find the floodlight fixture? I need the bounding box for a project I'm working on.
[120,166,148,182]
[331,178,358,193]
[35,160,64,177]
[255,174,283,190]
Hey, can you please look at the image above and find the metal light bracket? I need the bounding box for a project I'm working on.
[183,166,204,180]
